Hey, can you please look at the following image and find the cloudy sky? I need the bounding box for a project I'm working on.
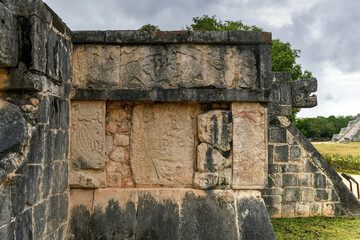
[43,0,360,118]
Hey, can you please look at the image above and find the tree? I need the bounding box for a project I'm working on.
[139,24,160,32]
[186,15,313,121]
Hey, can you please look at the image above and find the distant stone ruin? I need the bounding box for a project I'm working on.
[1,1,360,239]
[332,114,360,142]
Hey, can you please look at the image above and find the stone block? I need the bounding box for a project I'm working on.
[323,203,335,217]
[331,189,340,201]
[283,188,300,202]
[70,101,105,169]
[131,103,200,186]
[193,172,218,189]
[197,143,226,172]
[290,145,301,161]
[305,160,318,173]
[113,134,130,147]
[69,169,106,188]
[59,38,71,82]
[314,173,327,188]
[315,189,330,201]
[10,175,25,216]
[51,161,61,194]
[105,121,118,135]
[28,124,46,163]
[310,202,323,216]
[299,173,313,187]
[285,164,301,172]
[29,16,47,73]
[262,195,281,218]
[217,168,232,189]
[33,201,46,239]
[34,96,50,123]
[0,221,15,240]
[72,45,120,88]
[268,144,274,163]
[46,30,60,81]
[283,174,298,187]
[295,202,309,217]
[0,100,27,153]
[232,102,267,189]
[26,165,42,205]
[275,145,289,162]
[15,208,32,240]
[236,195,276,240]
[268,164,279,174]
[108,147,129,163]
[301,188,315,202]
[0,185,11,226]
[198,110,232,151]
[42,164,52,198]
[281,202,295,217]
[46,194,68,234]
[269,127,286,143]
[0,3,19,68]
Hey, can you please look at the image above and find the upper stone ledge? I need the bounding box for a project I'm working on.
[71,30,272,45]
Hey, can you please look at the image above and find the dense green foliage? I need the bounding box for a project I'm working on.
[272,216,360,239]
[140,15,315,120]
[139,24,160,32]
[186,15,262,31]
[295,115,356,139]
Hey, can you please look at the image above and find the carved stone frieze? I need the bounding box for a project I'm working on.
[130,103,201,186]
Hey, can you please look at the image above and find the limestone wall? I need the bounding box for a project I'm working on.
[263,115,360,217]
[0,1,71,239]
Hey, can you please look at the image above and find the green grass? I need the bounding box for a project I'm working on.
[312,142,360,174]
[272,216,360,240]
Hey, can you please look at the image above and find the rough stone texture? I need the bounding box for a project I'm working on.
[232,102,267,189]
[70,101,105,169]
[193,172,218,189]
[72,45,120,88]
[197,142,226,172]
[131,103,200,186]
[198,110,232,151]
[290,79,318,108]
[0,100,27,152]
[69,188,276,239]
[263,116,360,218]
[0,3,19,68]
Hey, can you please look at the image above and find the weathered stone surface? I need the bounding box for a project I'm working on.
[291,79,318,108]
[0,100,26,153]
[118,45,258,90]
[131,103,200,186]
[26,165,42,205]
[0,221,15,240]
[15,208,32,240]
[198,110,232,151]
[217,168,232,189]
[232,102,267,189]
[0,185,11,226]
[70,101,105,169]
[193,172,218,189]
[113,134,130,146]
[72,45,120,88]
[197,143,226,172]
[10,175,25,216]
[109,147,129,163]
[33,201,46,239]
[237,194,276,240]
[69,169,106,188]
[0,3,18,68]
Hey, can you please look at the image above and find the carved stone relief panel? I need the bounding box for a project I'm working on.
[70,101,106,188]
[130,103,201,186]
[72,45,120,88]
[119,45,258,90]
[232,102,267,189]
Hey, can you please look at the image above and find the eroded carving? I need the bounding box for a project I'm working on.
[119,45,258,89]
[72,45,120,88]
[130,103,201,186]
[291,79,317,108]
[70,101,105,170]
[232,102,267,189]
